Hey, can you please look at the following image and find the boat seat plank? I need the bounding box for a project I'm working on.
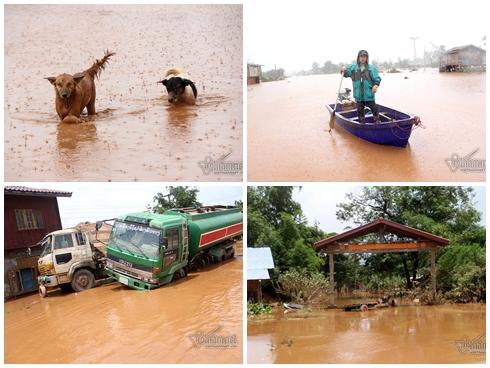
[379,112,393,121]
[338,108,358,115]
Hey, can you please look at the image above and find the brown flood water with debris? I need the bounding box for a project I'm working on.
[248,70,485,181]
[4,258,242,364]
[4,5,242,181]
[248,303,485,364]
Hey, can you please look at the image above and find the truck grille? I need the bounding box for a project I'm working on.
[113,265,142,280]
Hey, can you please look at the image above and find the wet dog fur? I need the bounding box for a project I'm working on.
[45,51,115,124]
[158,68,197,105]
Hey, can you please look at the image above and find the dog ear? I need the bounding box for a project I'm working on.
[183,79,197,98]
[159,79,168,86]
[73,73,85,84]
[45,77,56,85]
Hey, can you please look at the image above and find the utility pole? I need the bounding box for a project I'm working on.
[409,37,419,62]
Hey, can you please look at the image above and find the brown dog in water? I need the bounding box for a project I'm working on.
[45,51,115,124]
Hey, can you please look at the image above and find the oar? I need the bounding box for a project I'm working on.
[328,71,344,132]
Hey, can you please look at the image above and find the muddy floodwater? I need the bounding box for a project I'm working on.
[248,303,485,364]
[248,70,485,181]
[5,258,242,363]
[4,5,242,181]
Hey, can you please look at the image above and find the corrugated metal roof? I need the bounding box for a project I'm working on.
[4,186,72,197]
[248,247,274,269]
[247,269,271,280]
[445,44,485,54]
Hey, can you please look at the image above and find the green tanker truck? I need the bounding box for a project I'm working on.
[103,205,242,290]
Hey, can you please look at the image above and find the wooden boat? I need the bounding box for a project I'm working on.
[283,303,304,310]
[326,103,420,147]
[342,300,394,312]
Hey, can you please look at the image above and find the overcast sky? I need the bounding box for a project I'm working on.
[6,184,484,233]
[246,0,487,72]
[9,183,242,228]
[293,185,486,233]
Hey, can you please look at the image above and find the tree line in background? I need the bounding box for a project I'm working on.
[261,45,454,79]
[248,186,486,304]
[149,186,242,213]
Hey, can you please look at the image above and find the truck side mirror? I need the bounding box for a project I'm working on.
[95,221,103,231]
[160,236,168,247]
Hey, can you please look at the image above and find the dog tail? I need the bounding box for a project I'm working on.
[165,67,183,77]
[85,50,115,79]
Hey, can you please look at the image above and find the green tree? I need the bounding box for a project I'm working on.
[234,200,243,210]
[247,186,324,275]
[336,186,484,291]
[261,68,285,82]
[247,186,302,226]
[150,186,202,213]
[437,244,485,302]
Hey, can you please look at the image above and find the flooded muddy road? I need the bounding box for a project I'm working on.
[248,303,485,364]
[5,258,242,363]
[248,70,485,181]
[4,5,242,181]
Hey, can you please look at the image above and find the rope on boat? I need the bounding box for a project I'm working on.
[411,116,426,130]
[390,115,424,140]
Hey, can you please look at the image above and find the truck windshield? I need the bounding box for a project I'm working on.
[40,236,52,257]
[110,221,161,259]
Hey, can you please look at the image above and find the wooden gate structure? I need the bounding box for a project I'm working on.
[314,218,449,304]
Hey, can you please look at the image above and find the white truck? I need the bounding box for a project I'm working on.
[37,227,108,297]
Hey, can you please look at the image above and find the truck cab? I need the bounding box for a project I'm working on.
[37,228,106,296]
[104,215,189,290]
[105,206,242,291]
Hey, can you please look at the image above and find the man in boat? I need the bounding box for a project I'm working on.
[341,50,382,123]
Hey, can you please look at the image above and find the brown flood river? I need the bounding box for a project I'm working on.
[248,303,485,364]
[248,70,485,181]
[4,5,242,181]
[4,258,242,363]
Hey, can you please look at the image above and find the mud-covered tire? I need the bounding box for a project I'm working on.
[172,268,187,282]
[39,284,47,298]
[71,269,95,292]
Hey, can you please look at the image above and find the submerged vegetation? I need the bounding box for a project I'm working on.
[247,302,273,316]
[248,186,485,304]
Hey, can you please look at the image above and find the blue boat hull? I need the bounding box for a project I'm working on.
[327,103,416,147]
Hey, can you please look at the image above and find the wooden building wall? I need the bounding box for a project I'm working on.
[4,195,63,250]
[440,46,486,71]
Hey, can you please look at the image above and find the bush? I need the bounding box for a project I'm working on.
[364,274,405,292]
[437,244,486,302]
[274,269,329,304]
[261,68,285,82]
[247,302,273,316]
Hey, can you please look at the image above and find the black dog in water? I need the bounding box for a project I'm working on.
[158,68,197,105]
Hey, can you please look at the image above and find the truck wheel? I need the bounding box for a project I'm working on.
[71,269,95,292]
[39,284,47,298]
[172,268,187,282]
